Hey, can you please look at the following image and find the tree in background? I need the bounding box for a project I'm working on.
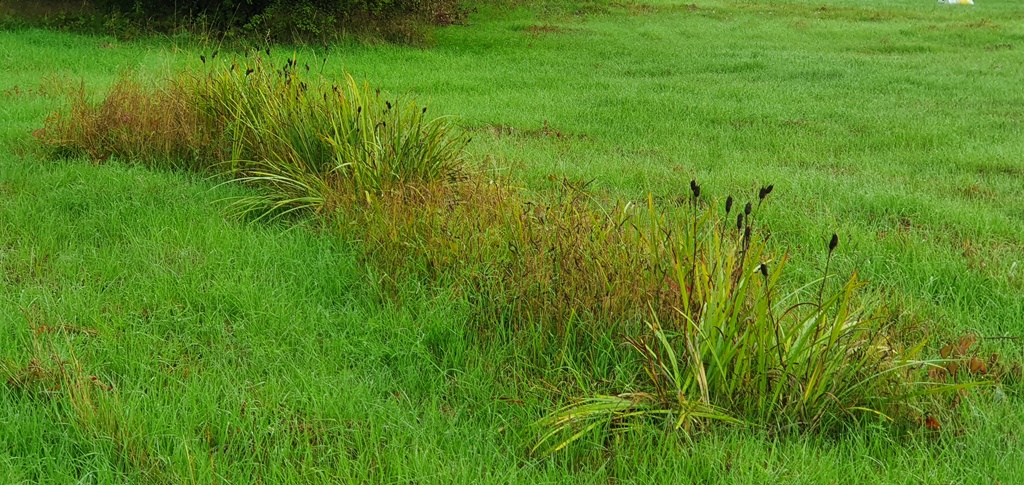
[2,0,468,42]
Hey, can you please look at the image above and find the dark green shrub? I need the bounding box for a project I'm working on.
[3,0,467,41]
[92,0,432,19]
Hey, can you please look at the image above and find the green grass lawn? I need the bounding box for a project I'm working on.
[2,0,1023,482]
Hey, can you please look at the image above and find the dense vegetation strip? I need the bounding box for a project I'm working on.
[29,53,997,451]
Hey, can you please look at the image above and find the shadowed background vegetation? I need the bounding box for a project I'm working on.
[0,0,469,42]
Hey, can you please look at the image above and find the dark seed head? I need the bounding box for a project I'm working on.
[744,226,751,241]
[200,55,206,64]
[422,107,427,114]
[725,195,734,214]
[744,202,752,216]
[760,263,769,278]
[386,101,392,110]
[245,68,254,76]
[736,213,744,230]
[305,63,310,72]
[829,233,839,252]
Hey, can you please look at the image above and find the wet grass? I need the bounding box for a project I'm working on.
[2,0,1023,482]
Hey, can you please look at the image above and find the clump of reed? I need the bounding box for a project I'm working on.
[36,50,469,214]
[195,58,469,214]
[534,201,917,453]
[37,58,967,449]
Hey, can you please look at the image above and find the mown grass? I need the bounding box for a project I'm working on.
[2,0,1024,482]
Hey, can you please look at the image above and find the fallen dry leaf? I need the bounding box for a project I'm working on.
[969,357,987,375]
[940,334,977,359]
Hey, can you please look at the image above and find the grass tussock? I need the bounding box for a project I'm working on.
[37,51,469,202]
[37,59,971,450]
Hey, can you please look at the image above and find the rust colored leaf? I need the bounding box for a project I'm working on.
[941,334,978,359]
[969,357,987,375]
[956,335,977,355]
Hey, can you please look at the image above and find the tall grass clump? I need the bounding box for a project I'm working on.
[36,52,469,216]
[534,193,939,453]
[37,77,213,168]
[532,184,989,454]
[193,57,469,215]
